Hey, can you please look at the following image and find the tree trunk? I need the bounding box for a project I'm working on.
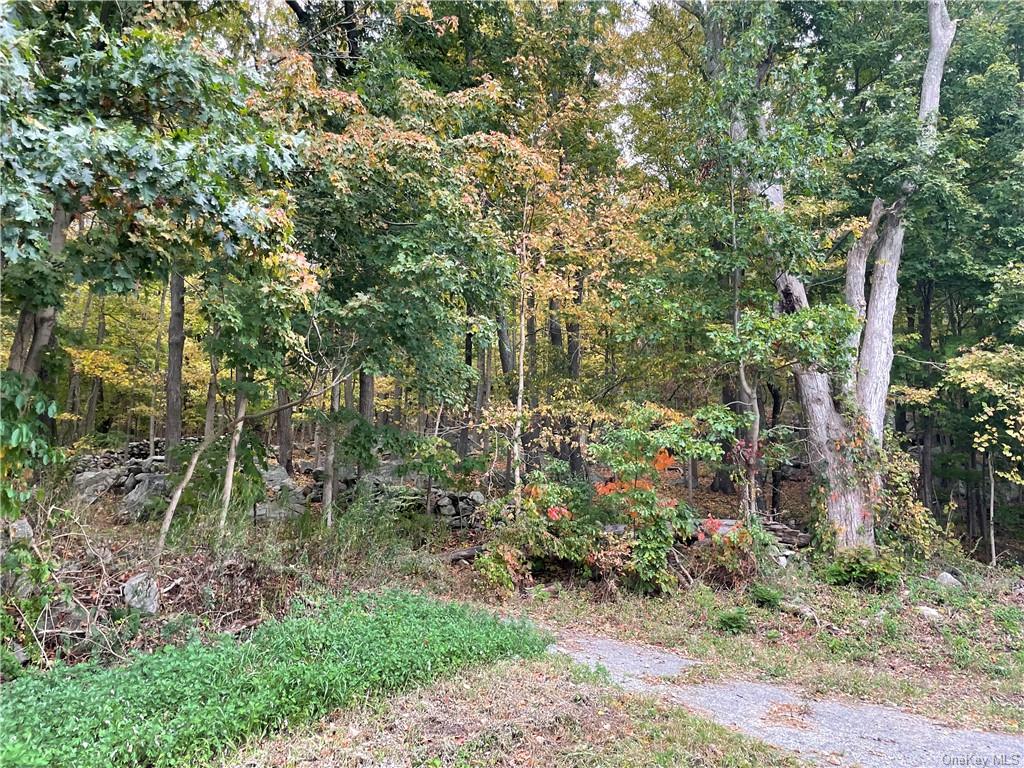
[323,371,340,526]
[7,206,69,381]
[772,0,955,550]
[64,292,92,443]
[276,386,293,474]
[83,298,107,436]
[457,332,473,459]
[165,271,186,469]
[358,369,374,422]
[215,372,248,553]
[149,282,168,457]
[204,353,219,441]
[343,374,354,411]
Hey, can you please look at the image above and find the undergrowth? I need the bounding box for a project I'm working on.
[0,591,547,768]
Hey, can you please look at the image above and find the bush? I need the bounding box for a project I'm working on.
[0,591,547,768]
[749,583,783,610]
[714,607,753,635]
[822,548,902,591]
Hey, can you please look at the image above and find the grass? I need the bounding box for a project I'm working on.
[1,591,548,768]
[516,560,1024,733]
[230,656,803,768]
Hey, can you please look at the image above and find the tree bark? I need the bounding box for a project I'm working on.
[204,353,219,441]
[215,372,248,553]
[276,386,293,474]
[83,298,106,436]
[358,369,374,422]
[773,0,955,549]
[165,271,186,469]
[149,282,168,457]
[7,205,69,381]
[323,371,340,526]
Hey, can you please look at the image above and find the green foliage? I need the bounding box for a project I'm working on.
[169,432,267,523]
[822,548,902,591]
[714,607,753,635]
[0,591,547,768]
[749,583,783,611]
[334,484,441,559]
[0,373,62,519]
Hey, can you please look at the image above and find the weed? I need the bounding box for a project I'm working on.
[715,607,753,635]
[822,548,901,590]
[0,591,547,768]
[749,583,783,610]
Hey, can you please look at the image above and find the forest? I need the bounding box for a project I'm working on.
[1,1,1023,766]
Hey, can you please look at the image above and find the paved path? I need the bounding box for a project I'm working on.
[553,633,1024,768]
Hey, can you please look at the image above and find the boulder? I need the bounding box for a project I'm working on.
[36,598,90,635]
[9,518,33,543]
[71,467,124,505]
[119,473,168,521]
[261,464,292,492]
[122,572,159,615]
[468,491,486,506]
[936,571,964,590]
[914,605,942,624]
[254,494,306,521]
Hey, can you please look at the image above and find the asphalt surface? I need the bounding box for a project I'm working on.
[553,633,1024,768]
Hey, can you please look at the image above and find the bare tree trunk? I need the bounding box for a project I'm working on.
[215,372,248,553]
[343,374,354,410]
[83,298,107,435]
[149,282,168,457]
[987,455,996,566]
[358,369,374,423]
[165,271,186,470]
[772,0,955,550]
[323,370,340,526]
[547,298,563,354]
[64,292,92,442]
[204,353,219,440]
[458,331,473,459]
[275,386,293,474]
[8,206,69,381]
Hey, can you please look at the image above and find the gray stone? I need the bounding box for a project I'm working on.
[10,641,28,665]
[36,598,90,634]
[254,487,306,521]
[914,605,942,623]
[72,467,124,505]
[936,571,964,590]
[119,473,167,521]
[122,572,159,615]
[9,518,33,542]
[468,491,486,505]
[261,464,292,492]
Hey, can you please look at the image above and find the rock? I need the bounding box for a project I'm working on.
[261,465,292,492]
[119,473,167,521]
[468,491,486,505]
[36,598,90,635]
[914,605,942,623]
[253,496,306,521]
[122,572,159,615]
[9,518,33,543]
[776,555,788,568]
[71,468,124,505]
[10,641,28,666]
[937,571,964,590]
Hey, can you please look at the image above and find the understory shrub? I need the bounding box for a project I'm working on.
[479,404,742,594]
[0,591,547,768]
[749,582,783,610]
[714,606,753,634]
[822,547,902,591]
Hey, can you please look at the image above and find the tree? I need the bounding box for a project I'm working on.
[774,0,956,549]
